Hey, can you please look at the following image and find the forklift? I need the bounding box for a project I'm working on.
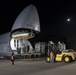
[45,41,76,63]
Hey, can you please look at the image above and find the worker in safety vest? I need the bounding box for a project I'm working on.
[50,51,55,63]
[11,53,15,65]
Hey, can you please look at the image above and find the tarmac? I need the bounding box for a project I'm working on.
[16,57,45,62]
[0,57,45,62]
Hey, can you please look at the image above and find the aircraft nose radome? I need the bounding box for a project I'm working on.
[11,4,40,33]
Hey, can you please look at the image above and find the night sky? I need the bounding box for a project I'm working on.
[0,0,76,40]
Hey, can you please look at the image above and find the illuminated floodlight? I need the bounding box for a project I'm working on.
[12,33,29,38]
[12,33,35,39]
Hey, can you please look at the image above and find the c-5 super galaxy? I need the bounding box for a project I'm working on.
[0,4,40,59]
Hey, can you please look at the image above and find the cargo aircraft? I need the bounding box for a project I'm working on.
[0,4,40,59]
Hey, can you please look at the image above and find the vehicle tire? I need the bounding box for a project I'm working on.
[64,56,72,63]
[46,57,50,63]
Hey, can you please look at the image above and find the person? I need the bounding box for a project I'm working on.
[50,51,55,63]
[11,53,15,65]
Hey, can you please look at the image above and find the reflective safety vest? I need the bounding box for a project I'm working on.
[11,56,14,60]
[50,52,54,58]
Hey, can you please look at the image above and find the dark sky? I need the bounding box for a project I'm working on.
[0,0,76,40]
